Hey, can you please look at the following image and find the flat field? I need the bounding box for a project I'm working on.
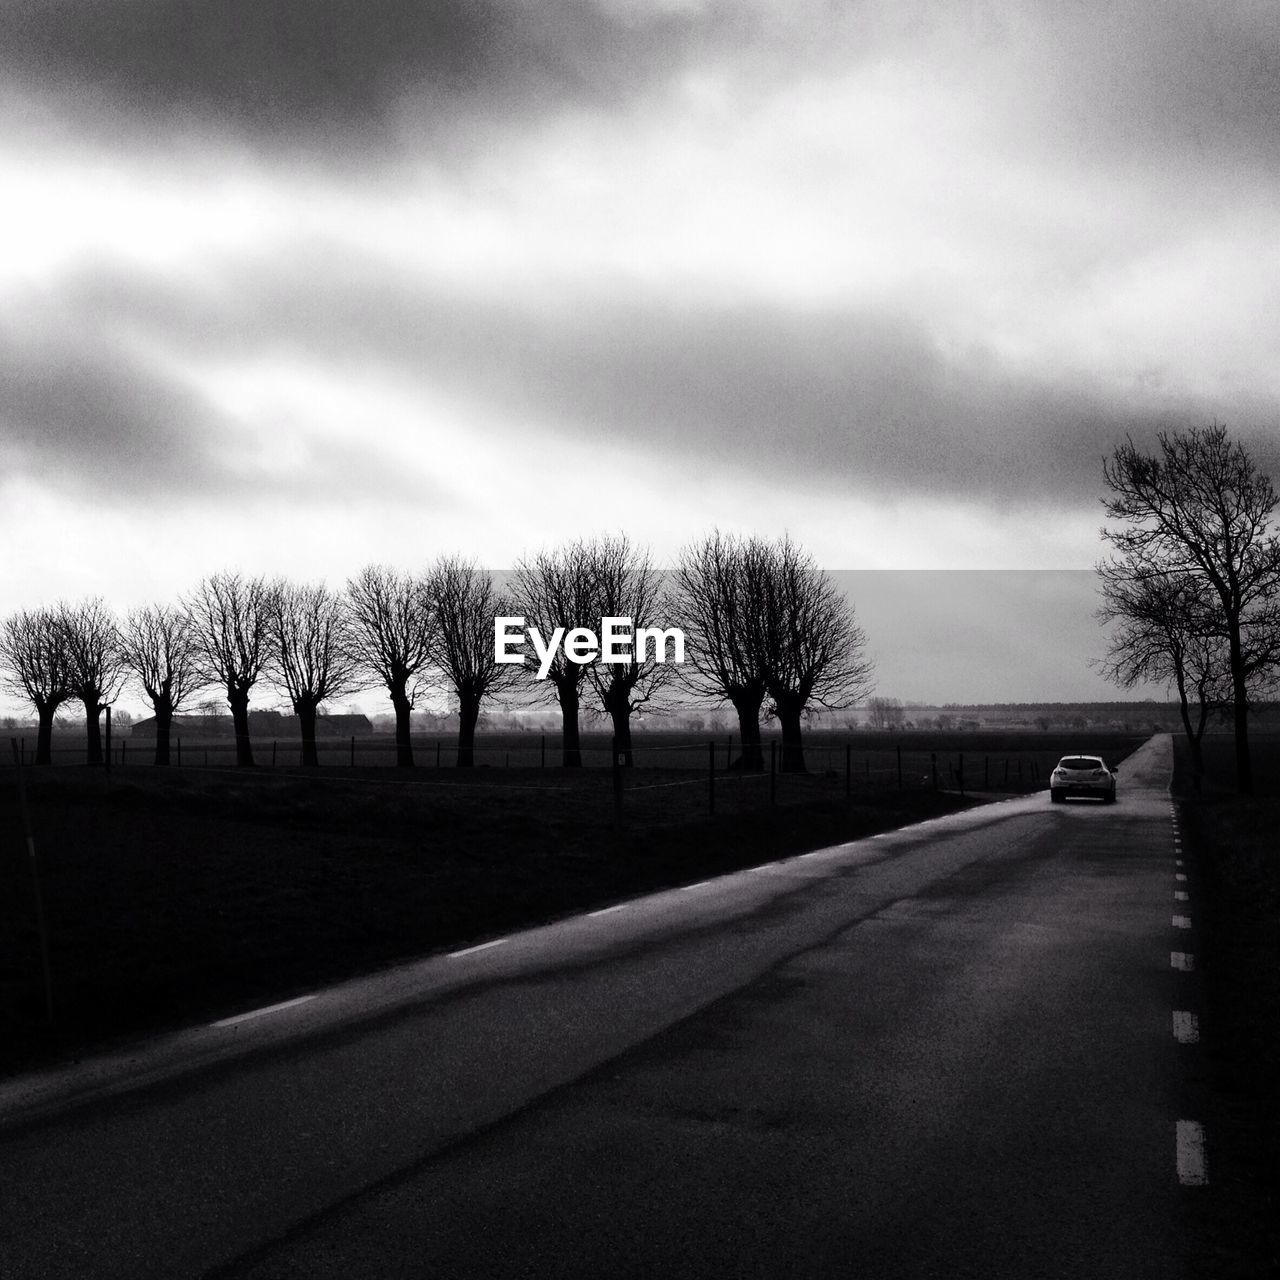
[0,729,1146,1078]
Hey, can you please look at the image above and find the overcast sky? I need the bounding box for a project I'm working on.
[2,1,1278,710]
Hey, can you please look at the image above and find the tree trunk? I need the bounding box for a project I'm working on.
[558,681,582,767]
[298,700,319,767]
[154,701,174,767]
[391,688,414,767]
[35,701,56,766]
[609,702,633,766]
[1173,667,1203,778]
[731,695,765,771]
[1228,626,1253,795]
[83,698,104,766]
[457,693,481,768]
[776,697,807,773]
[229,689,255,767]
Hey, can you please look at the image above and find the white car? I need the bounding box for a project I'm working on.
[1049,755,1117,804]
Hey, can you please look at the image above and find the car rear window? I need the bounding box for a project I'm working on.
[1059,757,1101,770]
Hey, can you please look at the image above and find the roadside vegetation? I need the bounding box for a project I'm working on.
[1174,732,1279,1279]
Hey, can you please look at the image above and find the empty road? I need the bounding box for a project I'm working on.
[0,734,1198,1278]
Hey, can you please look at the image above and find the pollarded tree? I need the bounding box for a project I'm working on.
[273,581,363,767]
[757,536,875,773]
[60,597,126,765]
[581,535,678,766]
[1102,425,1280,794]
[674,530,773,771]
[119,603,203,766]
[511,541,599,767]
[345,565,434,768]
[427,557,522,767]
[0,607,71,765]
[185,572,278,767]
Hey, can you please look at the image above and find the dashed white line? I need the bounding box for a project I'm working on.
[212,994,316,1028]
[1174,889,1189,901]
[1176,1120,1208,1186]
[1176,859,1184,868]
[449,938,508,958]
[1171,952,1195,971]
[588,904,626,917]
[1173,915,1192,929]
[1173,1011,1200,1043]
[1175,873,1187,882]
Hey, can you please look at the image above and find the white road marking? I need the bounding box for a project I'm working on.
[681,880,714,891]
[1175,873,1187,882]
[588,904,626,917]
[1176,859,1184,868]
[1174,890,1189,901]
[448,939,508,958]
[1171,952,1195,971]
[1173,915,1192,929]
[1176,1120,1208,1186]
[1173,1011,1199,1043]
[212,994,316,1028]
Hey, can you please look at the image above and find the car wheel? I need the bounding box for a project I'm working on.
[1107,787,1117,804]
[1050,788,1063,804]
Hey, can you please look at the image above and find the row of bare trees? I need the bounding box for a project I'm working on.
[1098,424,1280,793]
[0,533,875,774]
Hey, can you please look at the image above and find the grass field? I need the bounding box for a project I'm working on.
[0,729,1146,1080]
[1173,732,1280,1279]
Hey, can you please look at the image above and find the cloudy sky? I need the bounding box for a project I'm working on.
[2,0,1278,708]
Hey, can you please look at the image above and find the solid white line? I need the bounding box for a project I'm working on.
[1175,873,1187,882]
[1176,1120,1208,1186]
[588,904,626,917]
[1174,890,1189,901]
[1171,952,1195,971]
[212,994,316,1028]
[1173,915,1192,929]
[1173,1011,1199,1043]
[681,880,714,891]
[448,938,508,958]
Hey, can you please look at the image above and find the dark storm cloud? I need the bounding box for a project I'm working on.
[0,309,229,495]
[0,296,435,502]
[5,1,1275,170]
[0,0,713,153]
[33,254,1277,511]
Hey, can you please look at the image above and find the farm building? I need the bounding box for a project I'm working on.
[130,712,374,738]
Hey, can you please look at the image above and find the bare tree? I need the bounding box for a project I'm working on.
[1097,569,1227,776]
[273,581,363,767]
[511,541,597,767]
[865,696,904,730]
[757,536,875,773]
[427,557,521,767]
[0,607,71,765]
[1102,425,1280,794]
[60,598,125,765]
[581,536,677,766]
[345,565,434,767]
[674,531,772,771]
[185,572,278,767]
[119,604,203,765]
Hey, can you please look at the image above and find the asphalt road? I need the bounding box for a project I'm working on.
[0,734,1197,1279]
